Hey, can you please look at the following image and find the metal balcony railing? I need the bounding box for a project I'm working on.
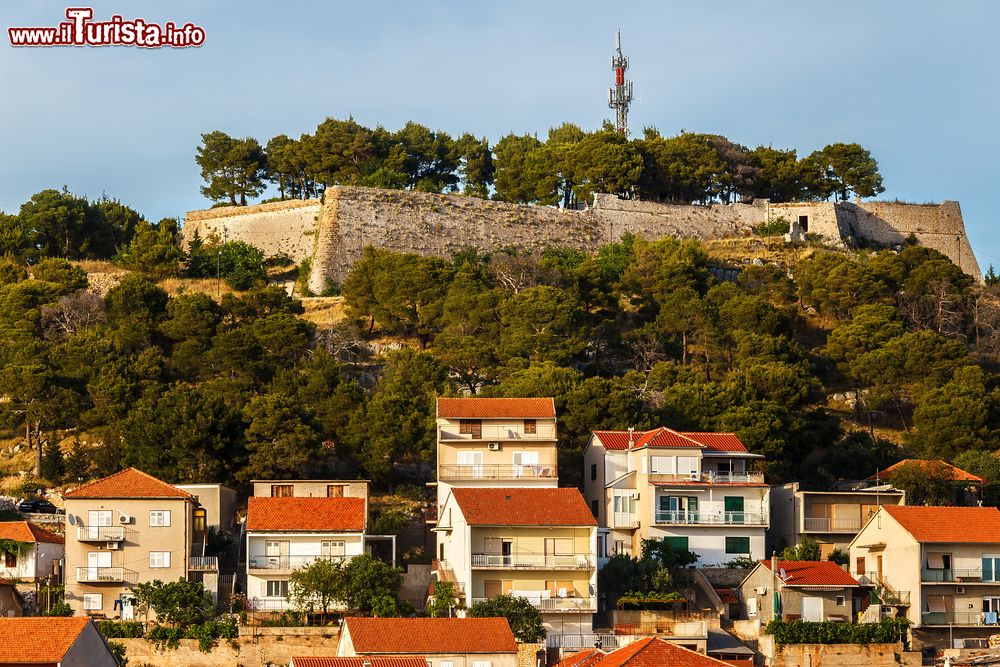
[248,554,350,571]
[439,425,555,441]
[612,512,639,529]
[470,553,593,569]
[470,596,596,612]
[547,634,621,649]
[921,568,984,582]
[803,517,862,533]
[922,611,992,626]
[76,566,136,583]
[188,556,218,571]
[651,472,765,485]
[76,526,125,541]
[438,464,557,481]
[653,510,767,526]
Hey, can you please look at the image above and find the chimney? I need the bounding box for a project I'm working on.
[627,427,635,447]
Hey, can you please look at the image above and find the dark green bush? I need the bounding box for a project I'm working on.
[765,618,910,649]
[97,620,145,638]
[755,217,790,237]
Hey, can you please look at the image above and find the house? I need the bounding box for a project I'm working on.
[433,398,559,522]
[848,505,1000,647]
[245,496,366,613]
[290,659,427,667]
[870,460,984,505]
[253,480,370,500]
[583,427,769,566]
[769,482,905,558]
[436,487,597,634]
[738,558,862,627]
[175,483,238,533]
[0,616,119,666]
[555,637,735,667]
[0,580,23,617]
[63,468,203,619]
[337,617,518,667]
[0,521,65,582]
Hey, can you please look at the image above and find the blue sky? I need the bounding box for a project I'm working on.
[2,1,998,271]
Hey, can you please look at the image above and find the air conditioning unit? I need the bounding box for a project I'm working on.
[487,442,501,451]
[106,542,119,550]
[689,472,700,481]
[957,586,966,594]
[119,514,132,524]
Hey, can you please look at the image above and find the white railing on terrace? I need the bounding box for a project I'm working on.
[188,556,218,571]
[651,471,765,484]
[470,596,596,612]
[248,554,350,570]
[612,512,639,529]
[77,525,125,541]
[438,464,557,480]
[654,510,767,526]
[470,553,593,569]
[547,634,621,649]
[76,566,135,583]
[803,517,863,533]
[439,425,555,441]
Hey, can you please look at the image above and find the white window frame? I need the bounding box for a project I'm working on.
[472,662,492,667]
[650,456,675,474]
[321,540,346,557]
[149,510,171,527]
[83,593,103,610]
[149,551,171,568]
[836,595,846,606]
[266,580,288,597]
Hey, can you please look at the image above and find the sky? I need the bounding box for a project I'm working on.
[1,1,998,271]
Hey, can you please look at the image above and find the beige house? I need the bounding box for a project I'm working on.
[436,487,597,635]
[252,480,370,501]
[849,505,1000,647]
[0,616,119,666]
[433,397,559,521]
[63,468,202,619]
[583,427,768,566]
[337,616,518,667]
[738,558,862,628]
[0,521,64,582]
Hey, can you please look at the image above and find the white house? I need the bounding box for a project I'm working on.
[0,521,64,582]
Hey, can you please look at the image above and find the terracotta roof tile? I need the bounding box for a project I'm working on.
[0,521,64,544]
[291,658,427,667]
[0,616,93,662]
[589,638,733,667]
[450,488,597,526]
[593,428,748,453]
[555,648,605,667]
[344,617,517,654]
[883,505,1000,543]
[437,397,556,419]
[871,459,984,483]
[64,468,191,499]
[246,497,365,532]
[760,560,859,587]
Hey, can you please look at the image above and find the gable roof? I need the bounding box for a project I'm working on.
[0,616,94,663]
[592,427,748,453]
[581,637,733,667]
[555,649,605,667]
[450,488,597,526]
[0,521,64,544]
[871,459,984,483]
[759,560,859,587]
[882,505,1000,543]
[344,617,517,654]
[291,658,427,667]
[246,497,366,532]
[437,397,556,419]
[64,468,191,499]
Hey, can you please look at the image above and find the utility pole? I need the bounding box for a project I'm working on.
[608,30,633,136]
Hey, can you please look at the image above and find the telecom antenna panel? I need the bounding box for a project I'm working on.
[608,30,633,135]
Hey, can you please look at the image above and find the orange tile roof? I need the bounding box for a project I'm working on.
[871,459,984,483]
[63,468,191,499]
[0,521,64,544]
[246,497,365,532]
[588,638,733,667]
[882,505,1000,543]
[292,658,427,667]
[0,616,93,662]
[344,617,517,654]
[555,648,605,667]
[437,397,556,419]
[759,560,859,587]
[593,428,748,453]
[450,488,597,526]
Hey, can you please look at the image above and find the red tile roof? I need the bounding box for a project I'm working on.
[344,617,517,654]
[871,459,984,483]
[583,638,733,667]
[64,468,191,499]
[246,497,366,532]
[882,505,1000,543]
[437,397,556,419]
[292,658,427,667]
[0,616,94,662]
[0,521,64,544]
[555,648,605,667]
[760,560,859,587]
[593,428,748,453]
[450,488,597,526]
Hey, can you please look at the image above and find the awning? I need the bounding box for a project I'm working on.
[927,595,947,613]
[926,553,946,569]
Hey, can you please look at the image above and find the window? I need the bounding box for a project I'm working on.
[591,499,599,517]
[321,541,346,557]
[83,593,103,610]
[856,556,866,574]
[546,580,574,597]
[512,451,538,473]
[327,485,345,498]
[747,596,758,617]
[149,510,171,527]
[193,509,206,532]
[266,580,288,597]
[441,662,455,667]
[984,555,1000,582]
[472,661,492,667]
[677,456,699,477]
[86,510,113,539]
[724,496,745,522]
[725,537,750,554]
[271,484,293,497]
[590,464,597,481]
[650,456,675,474]
[149,551,171,568]
[836,595,846,607]
[4,552,15,568]
[523,419,536,434]
[798,215,809,233]
[663,536,689,552]
[459,420,482,438]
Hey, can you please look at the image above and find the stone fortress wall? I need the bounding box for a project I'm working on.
[182,186,981,292]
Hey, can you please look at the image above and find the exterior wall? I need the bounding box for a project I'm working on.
[756,637,919,667]
[849,510,921,627]
[0,585,21,616]
[767,202,844,239]
[182,198,321,262]
[118,631,345,667]
[252,480,370,500]
[62,623,118,667]
[64,497,191,617]
[645,525,765,566]
[738,565,854,625]
[176,484,238,532]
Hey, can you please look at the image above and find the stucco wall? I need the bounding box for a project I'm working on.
[757,636,920,667]
[183,199,321,261]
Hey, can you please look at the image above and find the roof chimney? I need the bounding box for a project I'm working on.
[627,427,635,447]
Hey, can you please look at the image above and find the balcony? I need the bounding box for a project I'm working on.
[612,512,639,529]
[470,596,596,612]
[76,526,125,542]
[76,566,136,584]
[188,556,218,572]
[803,517,862,533]
[438,464,557,481]
[471,553,593,569]
[248,554,349,572]
[653,510,767,526]
[651,471,765,485]
[439,425,555,442]
[922,611,998,627]
[921,568,996,583]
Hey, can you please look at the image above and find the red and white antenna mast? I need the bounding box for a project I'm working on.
[608,30,633,135]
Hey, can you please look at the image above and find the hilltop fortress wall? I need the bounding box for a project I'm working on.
[182,187,981,292]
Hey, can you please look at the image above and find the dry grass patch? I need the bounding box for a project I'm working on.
[300,297,347,327]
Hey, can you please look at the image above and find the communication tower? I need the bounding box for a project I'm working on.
[608,30,633,135]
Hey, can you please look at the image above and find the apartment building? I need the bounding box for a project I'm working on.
[738,558,862,626]
[0,521,64,582]
[337,617,518,667]
[245,496,366,612]
[433,397,559,520]
[849,505,1000,647]
[436,487,597,634]
[63,468,199,619]
[583,427,768,566]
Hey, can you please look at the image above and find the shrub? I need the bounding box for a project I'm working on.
[616,591,686,610]
[41,602,73,616]
[97,620,145,638]
[755,216,790,237]
[765,618,911,648]
[724,555,756,569]
[107,640,128,666]
[827,548,849,566]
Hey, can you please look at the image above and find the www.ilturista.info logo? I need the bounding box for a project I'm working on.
[8,7,205,48]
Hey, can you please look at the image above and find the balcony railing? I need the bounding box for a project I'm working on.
[921,568,986,582]
[76,566,136,583]
[76,525,125,541]
[651,471,765,485]
[248,554,349,571]
[803,517,862,533]
[439,425,554,441]
[612,512,639,529]
[470,596,596,612]
[547,634,622,650]
[654,510,767,526]
[438,464,557,481]
[471,553,593,569]
[188,556,218,571]
[922,611,995,626]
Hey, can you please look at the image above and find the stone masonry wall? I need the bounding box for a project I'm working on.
[183,198,322,262]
